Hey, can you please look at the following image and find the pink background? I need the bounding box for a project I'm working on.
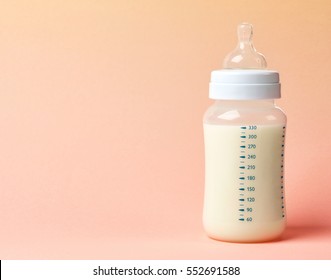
[0,0,330,259]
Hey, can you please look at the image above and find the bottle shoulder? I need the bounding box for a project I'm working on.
[203,101,286,125]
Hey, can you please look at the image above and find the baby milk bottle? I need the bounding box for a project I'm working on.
[203,23,286,242]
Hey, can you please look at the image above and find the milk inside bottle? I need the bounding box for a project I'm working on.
[203,23,287,242]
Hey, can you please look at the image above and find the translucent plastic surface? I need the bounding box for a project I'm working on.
[223,23,267,69]
[203,101,287,243]
[203,100,286,126]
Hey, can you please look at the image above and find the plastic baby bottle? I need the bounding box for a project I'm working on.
[203,23,286,242]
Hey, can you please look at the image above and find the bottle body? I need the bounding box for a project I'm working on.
[203,100,286,242]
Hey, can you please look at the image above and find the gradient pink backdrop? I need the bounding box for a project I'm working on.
[0,0,330,259]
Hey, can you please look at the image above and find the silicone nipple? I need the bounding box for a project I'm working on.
[223,23,267,69]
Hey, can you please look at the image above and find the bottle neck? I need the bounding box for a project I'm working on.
[214,99,275,109]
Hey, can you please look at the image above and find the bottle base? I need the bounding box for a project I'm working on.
[203,220,286,243]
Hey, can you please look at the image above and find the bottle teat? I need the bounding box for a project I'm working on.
[223,23,267,69]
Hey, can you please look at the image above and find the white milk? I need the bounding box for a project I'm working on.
[203,124,286,242]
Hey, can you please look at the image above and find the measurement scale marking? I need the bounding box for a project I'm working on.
[239,127,248,222]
